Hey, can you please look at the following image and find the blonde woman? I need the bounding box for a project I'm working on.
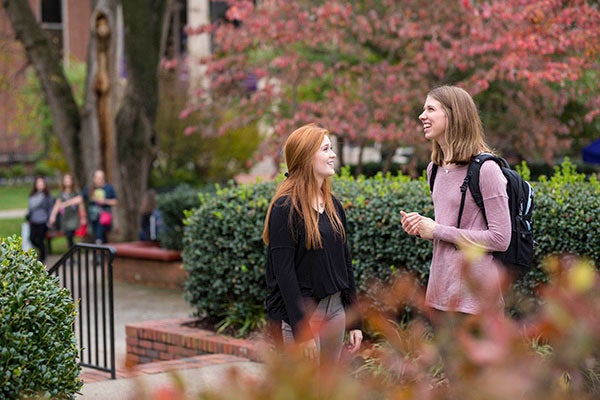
[263,123,362,364]
[401,86,511,316]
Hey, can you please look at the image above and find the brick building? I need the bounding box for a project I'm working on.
[0,0,91,169]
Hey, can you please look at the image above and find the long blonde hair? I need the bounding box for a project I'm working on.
[428,85,494,166]
[262,123,345,249]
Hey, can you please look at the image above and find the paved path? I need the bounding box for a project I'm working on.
[0,208,26,219]
[78,358,264,399]
[42,254,265,399]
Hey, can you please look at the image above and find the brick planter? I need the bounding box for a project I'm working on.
[110,241,187,289]
[125,318,260,367]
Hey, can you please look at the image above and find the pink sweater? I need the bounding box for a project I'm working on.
[427,161,511,314]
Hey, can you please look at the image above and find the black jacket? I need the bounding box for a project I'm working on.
[265,195,360,339]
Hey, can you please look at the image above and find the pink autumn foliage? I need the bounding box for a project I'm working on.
[181,0,599,166]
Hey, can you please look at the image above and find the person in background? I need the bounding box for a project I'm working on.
[26,176,54,262]
[263,123,363,364]
[49,173,87,249]
[400,85,511,318]
[139,189,162,242]
[83,169,117,244]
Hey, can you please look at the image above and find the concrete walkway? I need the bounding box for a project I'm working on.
[0,208,26,219]
[78,359,264,399]
[42,254,265,399]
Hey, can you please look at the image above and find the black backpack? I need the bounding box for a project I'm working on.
[429,153,535,275]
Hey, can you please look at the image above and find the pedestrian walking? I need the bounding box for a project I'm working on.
[83,170,117,244]
[49,173,87,249]
[26,176,54,262]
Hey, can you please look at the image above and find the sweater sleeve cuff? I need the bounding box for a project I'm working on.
[433,224,459,244]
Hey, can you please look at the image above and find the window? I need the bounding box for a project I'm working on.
[164,0,188,60]
[41,0,61,23]
[41,0,63,52]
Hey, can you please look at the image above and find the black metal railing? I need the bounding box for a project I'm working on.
[48,243,117,379]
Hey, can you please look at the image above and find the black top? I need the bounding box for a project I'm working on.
[265,195,359,338]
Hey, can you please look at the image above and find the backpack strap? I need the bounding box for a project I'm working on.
[456,165,474,229]
[457,153,507,228]
[432,155,506,229]
[429,164,439,193]
[431,160,481,228]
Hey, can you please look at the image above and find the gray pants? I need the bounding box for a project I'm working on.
[282,291,346,362]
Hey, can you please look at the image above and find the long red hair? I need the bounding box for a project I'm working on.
[262,123,345,249]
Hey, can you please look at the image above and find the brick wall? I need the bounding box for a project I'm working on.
[65,0,91,61]
[125,318,260,366]
[0,0,91,159]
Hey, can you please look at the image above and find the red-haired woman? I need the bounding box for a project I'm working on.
[263,123,362,364]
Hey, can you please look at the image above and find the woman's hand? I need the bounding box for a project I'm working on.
[401,211,436,240]
[300,338,318,361]
[400,210,422,236]
[347,329,363,354]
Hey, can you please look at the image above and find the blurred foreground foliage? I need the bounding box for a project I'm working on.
[140,253,600,399]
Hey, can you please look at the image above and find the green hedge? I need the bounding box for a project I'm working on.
[0,236,82,399]
[182,162,600,332]
[182,182,272,334]
[528,161,600,286]
[156,184,203,250]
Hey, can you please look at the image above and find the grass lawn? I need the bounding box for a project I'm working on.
[0,185,30,210]
[0,217,70,255]
[0,217,23,238]
[1,185,74,255]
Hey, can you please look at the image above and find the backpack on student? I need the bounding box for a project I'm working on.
[429,153,535,276]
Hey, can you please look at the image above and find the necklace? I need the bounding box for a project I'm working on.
[316,191,325,213]
[316,198,324,213]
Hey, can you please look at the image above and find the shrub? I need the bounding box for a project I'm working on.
[182,162,600,333]
[156,184,203,250]
[334,169,434,289]
[182,181,273,330]
[32,161,56,179]
[0,235,82,399]
[519,160,600,291]
[9,164,27,179]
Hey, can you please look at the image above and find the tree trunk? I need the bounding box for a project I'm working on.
[113,0,164,241]
[381,141,398,175]
[356,143,365,176]
[3,0,166,242]
[336,135,345,168]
